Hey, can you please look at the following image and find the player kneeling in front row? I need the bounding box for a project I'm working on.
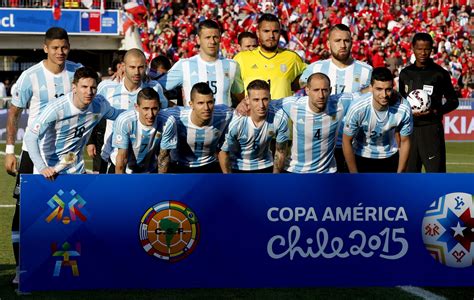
[219,80,289,173]
[168,82,233,173]
[273,73,353,173]
[108,87,177,174]
[24,67,123,179]
[342,67,413,173]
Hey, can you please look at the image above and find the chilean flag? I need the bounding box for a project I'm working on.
[123,1,148,16]
[52,0,61,20]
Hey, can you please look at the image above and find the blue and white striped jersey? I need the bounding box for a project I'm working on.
[98,79,168,160]
[274,93,350,173]
[343,93,413,159]
[158,55,244,106]
[300,59,372,95]
[110,109,177,173]
[300,59,372,149]
[221,107,289,171]
[168,105,233,168]
[11,60,82,150]
[24,92,122,174]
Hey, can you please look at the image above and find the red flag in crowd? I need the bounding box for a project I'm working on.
[124,1,148,16]
[52,0,61,20]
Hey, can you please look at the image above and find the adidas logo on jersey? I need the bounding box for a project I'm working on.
[251,64,258,69]
[40,85,48,91]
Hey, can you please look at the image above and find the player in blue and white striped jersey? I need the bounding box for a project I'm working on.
[168,82,233,173]
[4,27,82,283]
[219,80,289,173]
[273,73,352,173]
[158,20,244,107]
[24,67,122,178]
[300,24,373,172]
[92,49,169,168]
[109,88,177,174]
[343,67,413,173]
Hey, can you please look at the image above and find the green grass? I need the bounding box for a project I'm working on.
[1,143,473,298]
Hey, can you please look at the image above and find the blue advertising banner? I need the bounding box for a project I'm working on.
[0,8,119,35]
[20,174,474,292]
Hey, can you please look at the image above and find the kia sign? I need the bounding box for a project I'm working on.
[444,110,474,141]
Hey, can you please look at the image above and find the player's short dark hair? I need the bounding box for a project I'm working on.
[124,48,146,63]
[329,24,351,37]
[137,87,160,107]
[370,67,394,84]
[247,80,270,93]
[45,27,69,43]
[411,32,434,47]
[190,82,213,100]
[238,31,258,46]
[73,67,99,84]
[258,13,280,28]
[307,72,331,87]
[198,19,221,35]
[150,55,171,72]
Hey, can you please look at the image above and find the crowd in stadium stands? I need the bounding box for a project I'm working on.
[1,0,473,97]
[121,0,473,98]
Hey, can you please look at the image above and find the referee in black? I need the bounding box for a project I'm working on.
[399,32,459,173]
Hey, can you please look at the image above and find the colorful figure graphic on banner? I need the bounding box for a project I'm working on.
[422,192,474,268]
[139,201,199,262]
[45,189,87,224]
[52,242,81,277]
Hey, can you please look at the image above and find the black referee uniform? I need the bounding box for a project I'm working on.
[399,59,459,172]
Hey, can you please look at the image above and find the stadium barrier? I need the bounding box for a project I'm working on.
[444,98,474,142]
[19,174,474,292]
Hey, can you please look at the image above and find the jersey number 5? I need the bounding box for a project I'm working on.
[207,81,217,95]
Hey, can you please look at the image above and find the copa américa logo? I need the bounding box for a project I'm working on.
[422,192,474,268]
[139,201,200,262]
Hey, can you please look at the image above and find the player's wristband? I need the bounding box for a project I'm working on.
[5,144,15,154]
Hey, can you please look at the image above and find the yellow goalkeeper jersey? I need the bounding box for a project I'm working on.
[234,47,307,99]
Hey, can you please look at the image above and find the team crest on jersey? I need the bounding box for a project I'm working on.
[155,131,162,139]
[280,64,287,73]
[139,201,200,262]
[354,76,360,83]
[422,192,474,268]
[32,123,41,134]
[268,130,275,137]
[224,72,229,78]
[116,134,123,143]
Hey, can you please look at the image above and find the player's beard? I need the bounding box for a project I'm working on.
[330,48,350,64]
[261,43,278,52]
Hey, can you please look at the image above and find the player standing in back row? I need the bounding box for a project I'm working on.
[234,13,307,99]
[158,20,245,107]
[3,27,82,284]
[300,24,373,172]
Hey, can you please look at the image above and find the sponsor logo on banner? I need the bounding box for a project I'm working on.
[422,192,474,268]
[139,201,200,262]
[266,205,409,260]
[45,189,87,224]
